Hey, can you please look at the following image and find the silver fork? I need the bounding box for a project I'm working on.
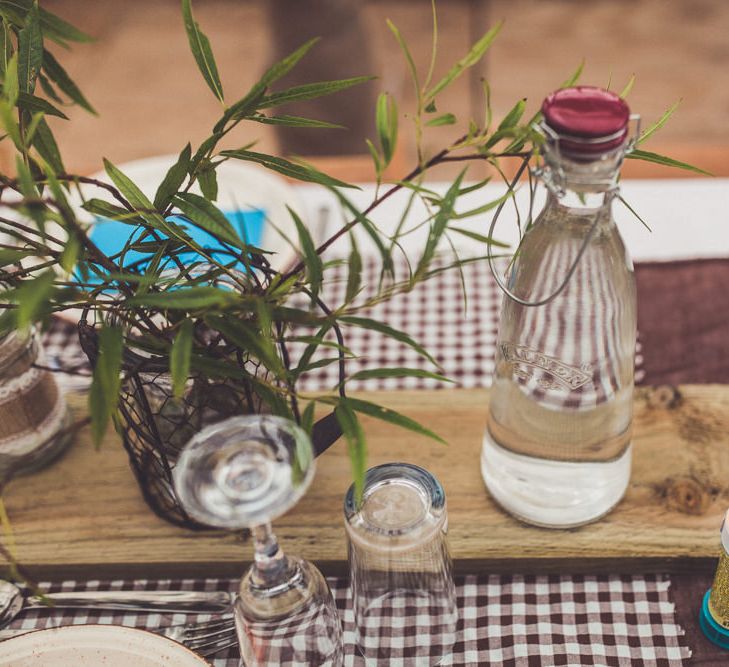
[0,616,238,658]
[165,615,237,657]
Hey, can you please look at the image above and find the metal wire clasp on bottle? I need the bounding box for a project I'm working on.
[485,114,641,308]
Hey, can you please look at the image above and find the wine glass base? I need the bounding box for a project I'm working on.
[235,557,343,666]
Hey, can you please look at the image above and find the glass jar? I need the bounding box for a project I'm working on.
[481,87,637,528]
[0,328,72,476]
[344,463,458,665]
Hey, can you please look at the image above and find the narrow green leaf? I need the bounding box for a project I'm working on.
[291,321,336,378]
[481,79,494,133]
[23,109,43,144]
[32,117,64,172]
[271,305,324,325]
[426,22,501,102]
[345,236,362,303]
[449,226,510,248]
[14,154,37,199]
[59,235,80,272]
[104,158,156,209]
[128,238,187,254]
[335,401,367,504]
[375,92,398,165]
[620,74,635,99]
[340,316,438,367]
[560,60,584,89]
[330,188,392,276]
[89,325,123,445]
[284,335,352,356]
[170,318,193,398]
[626,148,712,176]
[16,91,69,118]
[327,396,446,445]
[0,19,11,78]
[42,161,71,216]
[347,367,453,384]
[38,70,65,105]
[41,49,96,114]
[289,205,322,301]
[260,37,319,87]
[0,99,21,148]
[102,271,163,286]
[191,130,224,167]
[174,191,243,248]
[386,19,419,100]
[33,2,94,44]
[17,0,41,94]
[248,114,344,129]
[205,314,284,376]
[267,272,299,299]
[197,163,218,201]
[126,286,233,309]
[637,101,680,145]
[258,76,375,109]
[181,0,224,102]
[413,169,465,280]
[214,38,311,129]
[220,149,355,188]
[0,248,34,267]
[104,158,200,249]
[496,98,526,131]
[451,190,513,220]
[82,198,140,223]
[301,401,316,436]
[12,269,54,330]
[214,90,265,131]
[425,112,456,127]
[364,138,381,176]
[153,143,191,210]
[296,356,341,374]
[14,154,46,224]
[3,52,19,106]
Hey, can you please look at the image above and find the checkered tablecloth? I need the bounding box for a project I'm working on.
[28,258,685,666]
[41,257,645,393]
[9,575,688,667]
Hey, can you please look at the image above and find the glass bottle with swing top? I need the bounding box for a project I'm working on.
[481,86,637,528]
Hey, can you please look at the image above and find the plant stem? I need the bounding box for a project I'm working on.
[284,138,465,279]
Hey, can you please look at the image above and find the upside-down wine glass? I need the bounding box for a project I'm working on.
[173,415,343,666]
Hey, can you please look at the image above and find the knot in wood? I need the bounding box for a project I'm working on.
[664,476,711,515]
[647,385,682,410]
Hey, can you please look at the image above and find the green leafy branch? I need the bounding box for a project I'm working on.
[0,0,708,508]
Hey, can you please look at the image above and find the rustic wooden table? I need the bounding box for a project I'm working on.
[3,386,726,582]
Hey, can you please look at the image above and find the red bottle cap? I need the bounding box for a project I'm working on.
[541,86,630,160]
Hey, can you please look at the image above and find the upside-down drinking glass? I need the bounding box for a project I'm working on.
[344,462,458,665]
[173,415,343,666]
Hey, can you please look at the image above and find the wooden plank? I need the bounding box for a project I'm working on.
[2,386,727,581]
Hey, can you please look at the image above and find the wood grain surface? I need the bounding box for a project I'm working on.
[2,386,726,581]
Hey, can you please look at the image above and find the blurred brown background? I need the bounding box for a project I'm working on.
[41,0,729,179]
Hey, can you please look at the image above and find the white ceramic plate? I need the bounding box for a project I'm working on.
[46,154,307,323]
[0,624,211,666]
[79,153,305,272]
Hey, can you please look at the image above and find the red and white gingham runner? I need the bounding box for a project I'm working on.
[9,575,688,666]
[42,257,643,394]
[32,258,684,666]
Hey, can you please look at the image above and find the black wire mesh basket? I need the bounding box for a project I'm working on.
[78,315,344,530]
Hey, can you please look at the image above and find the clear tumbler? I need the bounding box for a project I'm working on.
[344,462,457,665]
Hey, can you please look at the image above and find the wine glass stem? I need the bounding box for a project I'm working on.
[250,523,291,585]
